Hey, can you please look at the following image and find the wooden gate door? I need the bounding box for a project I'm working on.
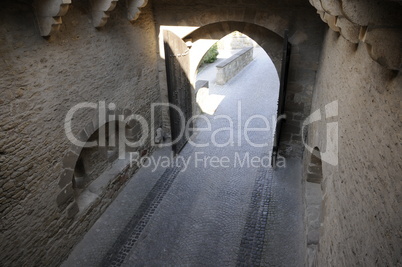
[163,30,193,154]
[272,30,291,166]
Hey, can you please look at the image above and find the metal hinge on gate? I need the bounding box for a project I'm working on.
[170,48,190,57]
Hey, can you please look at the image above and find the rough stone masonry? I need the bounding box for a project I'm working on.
[216,47,254,85]
[0,0,401,266]
[0,1,161,265]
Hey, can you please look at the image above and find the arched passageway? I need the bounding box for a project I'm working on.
[191,30,280,151]
[63,29,305,267]
[2,0,401,266]
[156,10,322,159]
[160,22,286,156]
[99,31,288,265]
[184,21,284,84]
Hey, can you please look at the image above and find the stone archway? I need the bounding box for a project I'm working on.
[154,0,327,159]
[56,108,142,218]
[183,21,284,86]
[158,22,286,147]
[188,22,286,156]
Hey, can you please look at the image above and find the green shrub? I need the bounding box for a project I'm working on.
[202,43,219,64]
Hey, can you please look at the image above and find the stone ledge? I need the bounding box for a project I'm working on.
[216,47,253,68]
[216,47,253,85]
[195,80,209,91]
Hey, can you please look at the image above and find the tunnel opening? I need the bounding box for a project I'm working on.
[191,30,281,158]
[161,22,286,162]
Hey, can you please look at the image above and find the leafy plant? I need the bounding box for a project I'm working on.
[202,43,219,64]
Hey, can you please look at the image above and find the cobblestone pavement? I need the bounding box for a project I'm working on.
[236,158,272,266]
[62,48,304,266]
[102,166,184,267]
[261,158,305,267]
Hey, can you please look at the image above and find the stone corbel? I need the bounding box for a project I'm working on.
[310,0,402,70]
[90,0,119,28]
[309,0,324,13]
[316,10,325,23]
[323,13,339,32]
[335,16,359,43]
[340,0,402,27]
[33,0,71,37]
[126,0,148,21]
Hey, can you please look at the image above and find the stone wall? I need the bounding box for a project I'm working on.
[216,47,253,85]
[4,0,399,266]
[304,28,401,266]
[0,1,161,266]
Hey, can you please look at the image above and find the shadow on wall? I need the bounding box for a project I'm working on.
[58,111,148,219]
[73,123,119,191]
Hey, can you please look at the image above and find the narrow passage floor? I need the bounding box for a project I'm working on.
[62,47,305,266]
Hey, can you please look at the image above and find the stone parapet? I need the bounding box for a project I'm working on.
[216,47,253,85]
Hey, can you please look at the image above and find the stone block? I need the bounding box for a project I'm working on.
[2,181,14,192]
[323,13,339,32]
[243,7,257,24]
[336,16,359,44]
[216,47,253,85]
[320,0,342,16]
[195,80,209,90]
